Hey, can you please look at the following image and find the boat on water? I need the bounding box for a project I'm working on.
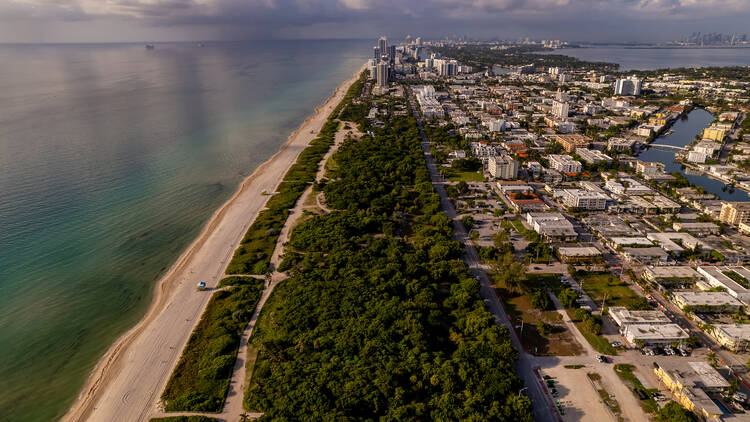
[145,44,155,50]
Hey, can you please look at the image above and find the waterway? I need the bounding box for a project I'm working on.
[638,108,750,201]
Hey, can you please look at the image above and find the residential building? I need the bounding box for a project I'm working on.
[697,266,750,303]
[376,60,389,88]
[555,134,591,152]
[609,306,671,327]
[525,212,577,239]
[672,291,744,313]
[672,222,720,236]
[560,189,609,210]
[548,154,582,174]
[702,126,727,142]
[487,155,519,180]
[636,161,666,177]
[719,202,750,226]
[552,100,569,119]
[575,148,612,164]
[711,324,750,352]
[622,323,688,345]
[643,266,701,288]
[654,361,728,420]
[614,77,643,96]
[557,246,602,263]
[607,137,635,152]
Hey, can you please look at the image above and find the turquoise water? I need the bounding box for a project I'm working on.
[0,40,369,421]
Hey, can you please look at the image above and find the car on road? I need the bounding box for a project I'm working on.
[596,355,606,363]
[610,341,622,348]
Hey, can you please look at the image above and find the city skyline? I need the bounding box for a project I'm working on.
[1,0,750,44]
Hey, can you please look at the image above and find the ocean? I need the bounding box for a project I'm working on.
[543,45,750,70]
[0,39,369,422]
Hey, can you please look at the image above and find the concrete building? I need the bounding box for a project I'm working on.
[555,134,591,152]
[575,148,612,164]
[614,77,643,96]
[609,306,672,327]
[560,189,609,210]
[702,126,727,142]
[622,323,688,345]
[719,202,750,226]
[621,247,670,265]
[671,291,744,313]
[642,266,701,285]
[376,60,389,88]
[548,154,582,174]
[607,137,636,152]
[552,100,569,119]
[697,266,750,303]
[672,222,720,236]
[636,161,666,177]
[557,246,602,263]
[487,155,519,180]
[654,361,728,420]
[646,232,711,254]
[711,324,750,352]
[525,212,577,239]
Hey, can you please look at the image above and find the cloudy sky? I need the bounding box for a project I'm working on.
[1,0,749,43]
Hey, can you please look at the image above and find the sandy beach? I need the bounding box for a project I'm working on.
[61,63,365,422]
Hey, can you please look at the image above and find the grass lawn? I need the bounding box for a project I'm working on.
[577,272,642,309]
[446,169,485,182]
[503,219,539,241]
[614,364,659,414]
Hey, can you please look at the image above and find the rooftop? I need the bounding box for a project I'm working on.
[671,291,744,307]
[657,361,730,390]
[644,266,701,279]
[609,306,671,326]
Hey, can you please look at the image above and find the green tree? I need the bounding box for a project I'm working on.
[658,401,698,422]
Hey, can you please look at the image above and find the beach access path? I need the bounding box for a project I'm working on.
[62,64,365,422]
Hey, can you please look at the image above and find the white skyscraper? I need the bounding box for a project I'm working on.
[552,100,569,119]
[614,77,643,96]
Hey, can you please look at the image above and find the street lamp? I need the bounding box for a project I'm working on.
[518,387,528,396]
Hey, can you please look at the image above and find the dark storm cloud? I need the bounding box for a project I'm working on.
[1,0,749,42]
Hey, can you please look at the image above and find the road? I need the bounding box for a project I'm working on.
[409,91,558,422]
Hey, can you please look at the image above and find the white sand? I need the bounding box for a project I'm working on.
[61,63,366,422]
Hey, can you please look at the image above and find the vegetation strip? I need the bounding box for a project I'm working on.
[160,279,264,411]
[150,417,218,422]
[243,108,532,419]
[225,71,367,275]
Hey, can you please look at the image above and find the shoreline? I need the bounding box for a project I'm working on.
[62,62,366,422]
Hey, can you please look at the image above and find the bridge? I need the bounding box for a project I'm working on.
[647,143,688,151]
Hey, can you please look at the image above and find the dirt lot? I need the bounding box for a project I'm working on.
[543,366,615,422]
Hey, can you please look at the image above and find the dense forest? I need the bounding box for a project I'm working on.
[244,110,532,420]
[432,44,618,72]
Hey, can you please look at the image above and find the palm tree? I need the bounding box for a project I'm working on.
[240,412,250,422]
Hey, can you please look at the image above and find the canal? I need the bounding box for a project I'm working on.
[637,108,750,201]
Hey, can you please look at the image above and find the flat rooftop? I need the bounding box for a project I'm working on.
[672,291,744,307]
[557,246,601,257]
[656,360,730,390]
[715,324,750,340]
[644,266,701,279]
[623,323,688,341]
[609,306,671,326]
